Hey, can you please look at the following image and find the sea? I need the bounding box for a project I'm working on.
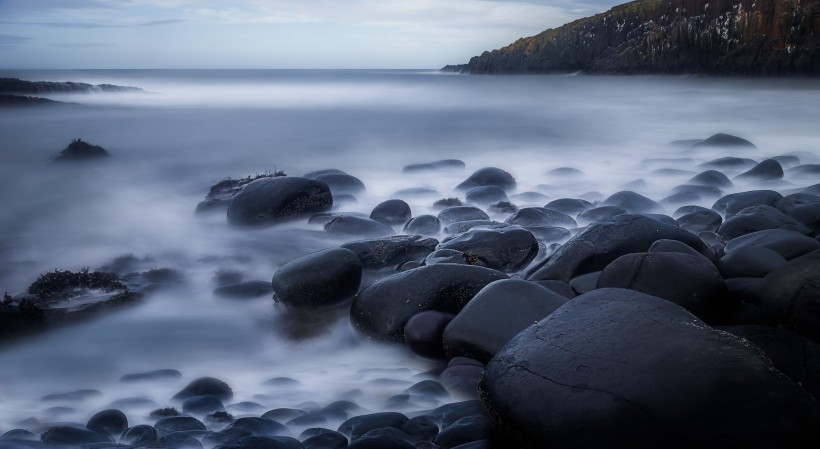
[0,69,819,437]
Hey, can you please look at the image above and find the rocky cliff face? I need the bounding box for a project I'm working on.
[447,0,820,75]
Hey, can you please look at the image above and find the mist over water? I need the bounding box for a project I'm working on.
[1,69,819,436]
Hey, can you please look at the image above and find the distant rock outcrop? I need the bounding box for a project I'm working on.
[0,77,143,95]
[55,139,110,161]
[444,0,820,75]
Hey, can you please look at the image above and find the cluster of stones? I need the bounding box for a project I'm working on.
[0,374,494,449]
[202,132,820,447]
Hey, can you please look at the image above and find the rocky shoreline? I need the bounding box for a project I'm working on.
[1,130,819,448]
[0,77,143,107]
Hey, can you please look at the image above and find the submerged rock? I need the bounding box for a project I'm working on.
[272,248,362,308]
[54,138,109,161]
[455,167,516,192]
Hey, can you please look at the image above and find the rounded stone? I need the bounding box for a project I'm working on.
[601,191,662,214]
[504,207,576,228]
[172,377,233,402]
[86,408,128,436]
[455,167,516,192]
[41,426,112,446]
[735,159,784,181]
[437,227,539,273]
[717,205,810,240]
[404,310,455,359]
[313,173,365,195]
[324,215,394,238]
[544,198,592,216]
[370,199,412,226]
[404,215,442,235]
[465,185,509,205]
[437,207,490,226]
[272,248,362,308]
[227,177,332,227]
[712,190,783,217]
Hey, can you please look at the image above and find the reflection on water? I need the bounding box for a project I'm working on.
[0,70,819,433]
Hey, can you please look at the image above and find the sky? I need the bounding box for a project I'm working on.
[0,0,623,69]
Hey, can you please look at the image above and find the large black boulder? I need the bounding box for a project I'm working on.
[404,310,455,359]
[675,208,722,233]
[755,250,820,342]
[312,173,365,195]
[735,159,784,182]
[442,279,567,363]
[597,252,728,322]
[337,412,409,441]
[172,377,233,401]
[777,193,820,214]
[692,133,756,149]
[480,288,820,449]
[789,203,820,235]
[86,408,128,436]
[465,186,508,205]
[324,216,395,238]
[403,215,441,235]
[712,190,783,217]
[227,177,332,227]
[437,206,490,225]
[527,214,707,282]
[577,206,626,223]
[717,205,810,240]
[370,199,411,226]
[543,198,592,216]
[351,264,508,342]
[723,229,820,261]
[504,207,576,228]
[272,248,362,308]
[601,191,662,214]
[455,167,516,192]
[687,170,732,187]
[341,235,438,269]
[437,227,538,273]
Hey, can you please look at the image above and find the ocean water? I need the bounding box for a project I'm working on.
[0,69,819,437]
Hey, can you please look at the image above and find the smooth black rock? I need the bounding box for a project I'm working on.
[676,209,723,233]
[527,214,707,282]
[313,173,365,195]
[154,416,206,436]
[480,288,820,449]
[532,280,576,299]
[437,227,538,273]
[724,229,820,260]
[803,183,820,197]
[227,177,332,227]
[698,156,757,170]
[692,133,756,149]
[287,413,328,428]
[346,429,415,449]
[509,191,549,203]
[717,205,810,240]
[342,235,438,269]
[455,168,516,192]
[659,191,701,206]
[172,377,233,401]
[370,199,412,226]
[160,431,204,449]
[120,425,159,446]
[437,207,490,226]
[504,207,576,228]
[395,186,439,197]
[735,159,784,181]
[543,198,591,216]
[403,160,465,173]
[423,401,486,429]
[213,281,273,299]
[546,167,583,177]
[440,359,484,399]
[756,250,820,342]
[337,412,409,441]
[351,264,508,342]
[263,409,307,422]
[225,417,288,437]
[776,193,820,214]
[0,430,36,441]
[182,395,225,415]
[87,409,128,436]
[272,248,362,308]
[687,170,733,187]
[789,163,820,176]
[404,215,442,235]
[442,280,567,363]
[522,226,570,243]
[576,206,626,223]
[324,215,394,238]
[402,416,439,442]
[789,203,820,234]
[303,169,347,179]
[712,190,783,217]
[404,311,455,359]
[54,139,110,161]
[308,212,368,226]
[601,191,662,214]
[442,221,503,235]
[568,271,600,295]
[41,389,103,401]
[597,252,728,322]
[41,425,111,445]
[433,415,493,449]
[465,186,508,205]
[424,249,469,266]
[214,436,304,449]
[434,198,463,209]
[301,430,347,449]
[671,184,722,198]
[673,205,712,218]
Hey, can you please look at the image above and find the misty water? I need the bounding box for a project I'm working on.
[1,69,819,439]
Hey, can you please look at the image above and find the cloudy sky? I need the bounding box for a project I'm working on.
[0,0,622,69]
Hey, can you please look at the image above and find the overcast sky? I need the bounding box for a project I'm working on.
[0,0,623,69]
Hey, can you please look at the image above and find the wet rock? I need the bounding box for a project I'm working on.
[568,271,600,295]
[735,159,784,182]
[41,425,111,445]
[404,311,455,359]
[698,156,757,170]
[723,229,820,260]
[424,249,469,266]
[312,173,365,195]
[438,227,538,273]
[308,212,367,226]
[214,436,303,449]
[347,429,415,449]
[172,377,233,402]
[160,431,204,449]
[803,183,820,197]
[576,206,626,223]
[433,198,463,209]
[509,192,548,203]
[675,209,722,233]
[433,415,493,449]
[120,369,182,383]
[712,190,783,217]
[597,252,728,322]
[527,214,707,282]
[403,160,465,173]
[442,221,503,235]
[480,288,820,449]
[150,407,181,419]
[402,416,439,442]
[544,198,591,216]
[404,215,442,235]
[182,395,225,415]
[440,358,484,399]
[756,250,820,342]
[437,207,490,226]
[54,138,109,162]
[648,238,715,262]
[341,235,438,270]
[423,401,486,429]
[692,133,756,149]
[86,409,128,436]
[789,163,820,176]
[121,425,159,446]
[213,281,273,299]
[272,248,362,308]
[324,215,394,238]
[0,430,37,441]
[41,389,102,402]
[717,205,810,240]
[370,199,412,226]
[601,191,661,214]
[225,417,288,437]
[351,264,508,342]
[303,169,347,179]
[443,279,567,363]
[338,412,409,441]
[671,184,722,198]
[154,416,206,436]
[487,200,515,213]
[287,413,328,428]
[660,191,701,206]
[227,177,332,227]
[455,167,516,192]
[687,170,732,187]
[522,226,570,243]
[263,409,307,422]
[789,203,820,234]
[546,167,583,177]
[465,186,508,205]
[301,430,347,449]
[777,193,820,214]
[504,207,576,228]
[532,280,576,299]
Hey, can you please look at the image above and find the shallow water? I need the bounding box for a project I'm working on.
[0,69,819,438]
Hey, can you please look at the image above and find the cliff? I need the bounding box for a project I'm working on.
[445,0,820,75]
[0,77,143,95]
